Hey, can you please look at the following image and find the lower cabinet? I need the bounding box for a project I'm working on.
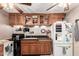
[21,44,30,55]
[30,43,41,55]
[0,45,3,56]
[40,41,52,55]
[21,40,52,55]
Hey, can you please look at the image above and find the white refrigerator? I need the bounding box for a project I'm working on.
[51,21,73,56]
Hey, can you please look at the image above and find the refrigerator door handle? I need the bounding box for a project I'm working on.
[62,47,66,55]
[56,34,57,40]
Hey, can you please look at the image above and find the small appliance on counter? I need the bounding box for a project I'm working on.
[12,34,24,56]
[52,21,73,56]
[23,27,30,32]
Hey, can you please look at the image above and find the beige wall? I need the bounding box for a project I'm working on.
[0,10,9,25]
[0,10,12,40]
[64,5,79,56]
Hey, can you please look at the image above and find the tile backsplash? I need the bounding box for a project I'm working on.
[13,25,51,36]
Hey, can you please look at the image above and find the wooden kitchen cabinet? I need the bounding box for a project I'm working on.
[9,13,17,26]
[32,15,40,25]
[40,15,49,25]
[0,45,3,56]
[9,13,65,26]
[25,15,33,25]
[21,40,40,55]
[30,43,41,55]
[26,14,49,25]
[9,13,25,26]
[40,41,52,55]
[21,39,52,55]
[48,13,65,25]
[21,44,30,55]
[25,15,40,25]
[16,14,25,25]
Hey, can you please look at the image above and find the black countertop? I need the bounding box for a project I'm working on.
[12,34,51,41]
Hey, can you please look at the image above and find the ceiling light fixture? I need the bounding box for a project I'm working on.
[1,3,14,9]
[64,3,69,11]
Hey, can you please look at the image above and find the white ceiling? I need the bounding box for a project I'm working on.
[2,3,79,13]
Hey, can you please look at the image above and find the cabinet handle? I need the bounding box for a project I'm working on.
[56,34,57,40]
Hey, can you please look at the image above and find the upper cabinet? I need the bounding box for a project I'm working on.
[9,13,16,26]
[40,14,49,25]
[49,13,65,25]
[25,15,40,25]
[9,13,25,26]
[24,15,33,25]
[32,15,40,25]
[9,13,65,26]
[16,14,25,25]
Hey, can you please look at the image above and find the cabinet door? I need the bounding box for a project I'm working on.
[32,15,40,25]
[21,44,30,55]
[30,43,41,54]
[25,15,33,25]
[16,14,25,25]
[44,42,52,54]
[9,14,17,26]
[21,40,40,55]
[49,14,65,25]
[49,14,58,25]
[40,41,52,55]
[9,13,25,26]
[40,15,49,25]
[21,40,52,55]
